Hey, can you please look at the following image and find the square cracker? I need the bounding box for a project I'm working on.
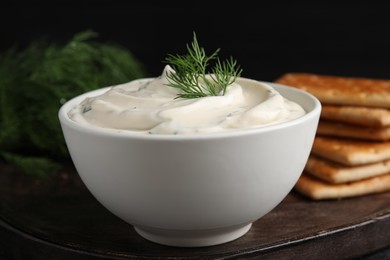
[317,120,390,141]
[311,136,390,165]
[321,105,390,127]
[275,72,390,108]
[305,155,390,184]
[294,173,390,200]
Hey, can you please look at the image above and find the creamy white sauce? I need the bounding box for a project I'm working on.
[68,66,306,134]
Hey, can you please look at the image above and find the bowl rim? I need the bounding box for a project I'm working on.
[58,79,321,140]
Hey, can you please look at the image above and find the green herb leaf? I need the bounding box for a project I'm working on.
[0,30,146,176]
[163,32,242,99]
[2,152,61,177]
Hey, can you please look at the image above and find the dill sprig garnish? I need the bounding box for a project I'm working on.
[164,32,242,99]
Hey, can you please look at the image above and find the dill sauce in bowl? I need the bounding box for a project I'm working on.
[58,68,321,247]
[67,66,306,135]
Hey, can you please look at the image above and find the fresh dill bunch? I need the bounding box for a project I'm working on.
[164,32,242,99]
[0,30,146,176]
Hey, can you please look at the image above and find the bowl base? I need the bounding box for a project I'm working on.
[134,223,252,247]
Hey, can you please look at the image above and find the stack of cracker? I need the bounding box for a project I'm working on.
[275,73,390,200]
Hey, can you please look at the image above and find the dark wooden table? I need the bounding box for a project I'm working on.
[0,162,389,259]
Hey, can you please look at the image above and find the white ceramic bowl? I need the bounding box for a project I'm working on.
[58,80,321,247]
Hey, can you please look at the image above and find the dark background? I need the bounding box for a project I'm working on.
[1,4,390,258]
[1,2,390,82]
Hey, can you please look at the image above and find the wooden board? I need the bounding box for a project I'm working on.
[0,162,389,259]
